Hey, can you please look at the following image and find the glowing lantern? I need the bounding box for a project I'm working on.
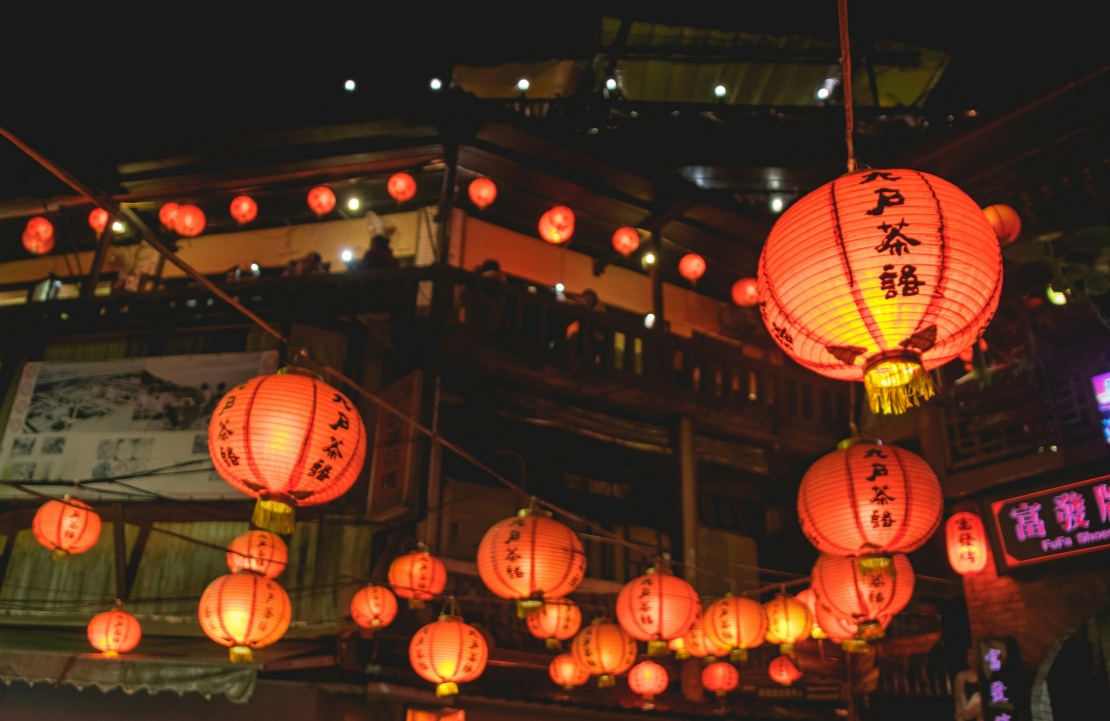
[628,661,669,704]
[410,614,489,697]
[679,619,731,662]
[230,195,258,225]
[527,598,582,649]
[175,204,206,237]
[87,606,142,656]
[768,655,802,686]
[764,595,812,654]
[207,369,367,534]
[32,497,101,559]
[983,204,1021,246]
[812,598,879,652]
[550,653,591,690]
[701,661,739,697]
[476,509,586,615]
[731,277,759,307]
[468,178,497,210]
[615,566,701,654]
[389,550,448,608]
[571,619,638,687]
[612,227,640,256]
[946,512,989,575]
[22,217,54,255]
[307,186,336,217]
[758,169,1002,414]
[668,637,687,659]
[538,206,575,244]
[678,254,706,285]
[796,589,826,640]
[198,573,291,662]
[811,553,914,640]
[88,208,110,236]
[158,202,180,229]
[388,172,418,203]
[703,595,767,662]
[226,530,288,579]
[350,584,399,631]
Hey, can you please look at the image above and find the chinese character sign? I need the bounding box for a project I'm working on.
[978,638,1023,720]
[1091,372,1110,444]
[945,512,989,575]
[367,370,423,522]
[992,475,1110,568]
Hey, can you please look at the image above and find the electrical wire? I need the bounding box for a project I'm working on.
[837,0,857,173]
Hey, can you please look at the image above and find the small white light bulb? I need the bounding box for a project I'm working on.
[605,78,617,91]
[348,197,360,211]
[250,263,260,272]
[1046,286,1069,306]
[644,313,656,329]
[555,283,565,293]
[430,78,442,91]
[111,221,125,233]
[517,78,530,92]
[644,252,656,265]
[714,85,726,98]
[341,249,354,263]
[770,197,784,213]
[344,79,356,92]
[817,87,830,100]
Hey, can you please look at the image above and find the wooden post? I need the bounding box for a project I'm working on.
[678,416,697,590]
[650,230,664,324]
[81,223,115,299]
[113,503,128,602]
[424,376,444,554]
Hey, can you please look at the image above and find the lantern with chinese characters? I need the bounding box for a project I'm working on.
[226,530,288,579]
[32,497,101,559]
[678,254,706,285]
[22,217,54,255]
[813,599,876,652]
[87,606,141,656]
[612,227,640,256]
[703,595,767,662]
[88,208,110,236]
[946,512,988,575]
[983,204,1021,246]
[797,439,943,557]
[571,619,638,687]
[230,195,258,225]
[550,653,591,690]
[207,369,367,534]
[628,661,669,704]
[388,172,417,203]
[731,278,759,307]
[810,553,914,640]
[764,594,812,654]
[175,204,206,237]
[616,566,701,654]
[468,178,497,210]
[701,661,739,698]
[678,618,731,662]
[307,186,336,217]
[198,573,292,662]
[527,598,582,649]
[768,655,802,686]
[350,584,398,632]
[758,169,1002,414]
[158,202,179,229]
[796,589,826,640]
[409,613,489,697]
[389,549,447,608]
[538,206,575,244]
[476,509,586,615]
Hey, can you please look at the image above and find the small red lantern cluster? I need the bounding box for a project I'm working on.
[612,227,641,256]
[678,253,706,285]
[23,217,54,255]
[230,195,258,225]
[88,208,110,236]
[307,186,336,217]
[469,178,497,210]
[388,172,417,203]
[158,202,206,237]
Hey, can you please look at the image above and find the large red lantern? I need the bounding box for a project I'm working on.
[468,178,497,210]
[410,614,489,697]
[158,202,180,229]
[207,369,367,534]
[527,598,582,649]
[32,497,101,559]
[701,661,739,697]
[476,509,586,615]
[678,254,706,285]
[388,172,417,203]
[615,566,701,654]
[307,186,336,217]
[946,512,989,575]
[571,619,638,687]
[612,227,640,256]
[731,278,759,307]
[628,661,669,704]
[703,595,767,661]
[764,594,812,654]
[88,208,110,236]
[175,204,206,237]
[796,588,826,640]
[758,169,1002,414]
[550,653,591,690]
[388,550,447,608]
[350,584,399,631]
[768,655,803,686]
[538,206,575,244]
[230,195,258,225]
[22,217,54,255]
[797,439,943,557]
[983,204,1021,246]
[87,606,142,656]
[226,530,288,579]
[811,553,914,640]
[198,573,291,662]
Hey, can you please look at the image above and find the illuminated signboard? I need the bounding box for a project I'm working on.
[979,637,1023,721]
[991,475,1110,568]
[1092,372,1110,444]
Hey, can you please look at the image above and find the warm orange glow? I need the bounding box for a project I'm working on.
[549,652,591,689]
[768,655,802,686]
[946,512,989,575]
[526,598,582,648]
[307,186,336,217]
[571,619,638,687]
[612,227,640,256]
[983,204,1021,246]
[538,206,575,244]
[680,619,731,660]
[468,178,497,210]
[702,595,767,661]
[22,217,54,255]
[795,589,826,639]
[678,254,706,284]
[226,530,288,579]
[175,204,207,237]
[476,510,586,609]
[628,661,669,700]
[230,195,258,225]
[159,202,180,229]
[388,172,418,203]
[701,661,739,697]
[758,169,1002,414]
[764,595,812,653]
[731,277,759,307]
[198,573,291,662]
[88,208,109,235]
[408,710,465,721]
[410,615,489,697]
[798,439,942,556]
[350,584,399,630]
[87,608,141,655]
[389,551,448,607]
[811,554,914,639]
[32,497,101,557]
[616,568,700,653]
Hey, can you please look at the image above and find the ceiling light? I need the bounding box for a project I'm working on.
[341,249,354,263]
[250,263,260,272]
[348,198,360,211]
[111,221,125,233]
[517,78,530,92]
[430,78,442,91]
[714,85,726,98]
[644,313,656,329]
[770,197,784,214]
[643,252,656,265]
[817,87,830,100]
[605,78,617,91]
[344,79,356,92]
[555,283,565,293]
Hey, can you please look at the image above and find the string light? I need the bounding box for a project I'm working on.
[344,79,356,92]
[430,78,443,91]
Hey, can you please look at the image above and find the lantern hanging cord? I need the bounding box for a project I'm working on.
[837,0,857,173]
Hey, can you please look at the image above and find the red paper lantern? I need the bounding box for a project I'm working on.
[678,254,706,284]
[550,653,591,690]
[388,172,418,203]
[616,567,701,654]
[307,186,336,217]
[32,497,101,558]
[628,661,669,703]
[410,614,489,697]
[468,178,497,210]
[764,594,812,654]
[946,512,989,575]
[388,550,448,608]
[88,208,110,236]
[758,169,1003,414]
[476,509,586,614]
[768,655,803,686]
[175,204,206,237]
[198,573,291,662]
[350,584,399,631]
[811,553,914,640]
[22,217,54,255]
[87,607,142,656]
[701,661,739,697]
[230,195,258,225]
[731,277,759,307]
[677,619,731,661]
[612,227,641,256]
[539,206,575,244]
[207,370,367,534]
[703,595,767,661]
[797,439,943,556]
[795,589,826,640]
[159,202,180,229]
[226,530,288,579]
[983,204,1021,245]
[571,619,638,687]
[527,598,582,649]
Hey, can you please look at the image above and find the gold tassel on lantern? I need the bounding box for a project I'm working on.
[647,640,669,656]
[597,674,615,688]
[252,496,295,535]
[863,353,935,415]
[229,645,254,663]
[546,638,563,650]
[730,648,747,663]
[436,682,459,697]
